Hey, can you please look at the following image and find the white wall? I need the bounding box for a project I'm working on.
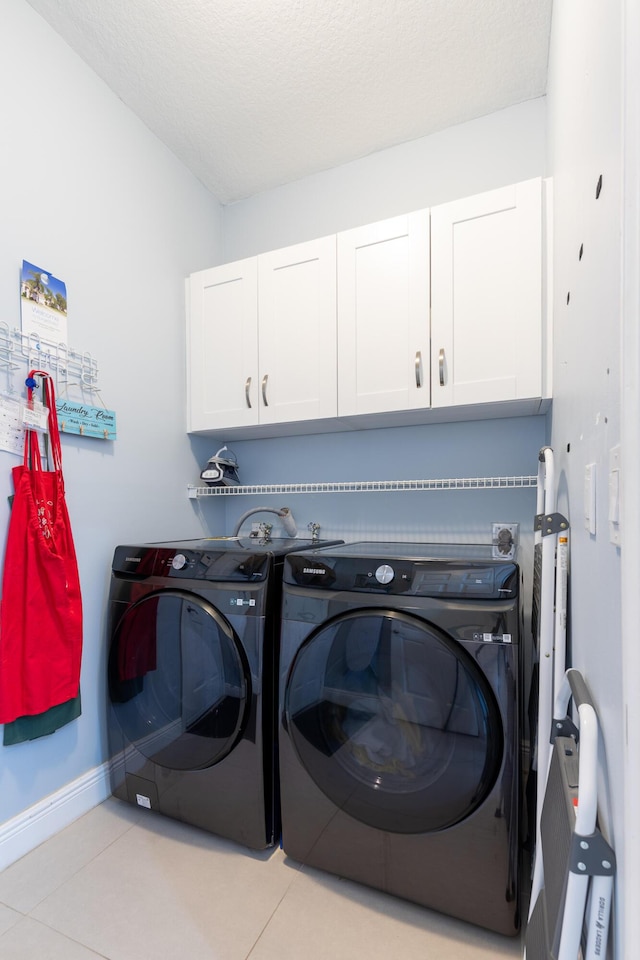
[546,0,626,952]
[620,1,640,955]
[0,0,223,824]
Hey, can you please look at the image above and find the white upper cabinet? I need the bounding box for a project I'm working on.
[187,235,336,433]
[186,178,546,438]
[430,178,542,408]
[187,258,258,433]
[337,211,430,416]
[258,236,337,425]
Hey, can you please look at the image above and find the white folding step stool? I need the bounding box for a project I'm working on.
[525,669,615,960]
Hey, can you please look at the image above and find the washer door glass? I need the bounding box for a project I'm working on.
[109,590,250,771]
[285,609,503,833]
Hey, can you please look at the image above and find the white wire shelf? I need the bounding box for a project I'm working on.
[187,476,538,498]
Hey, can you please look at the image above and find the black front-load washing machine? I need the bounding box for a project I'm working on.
[278,541,522,935]
[107,537,341,850]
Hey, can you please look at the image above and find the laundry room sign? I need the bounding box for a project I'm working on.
[56,399,117,440]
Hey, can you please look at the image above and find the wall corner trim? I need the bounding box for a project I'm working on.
[0,762,111,872]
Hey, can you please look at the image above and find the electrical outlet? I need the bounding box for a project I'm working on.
[491,523,519,560]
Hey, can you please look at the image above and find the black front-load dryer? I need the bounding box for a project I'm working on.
[278,541,522,934]
[107,537,341,850]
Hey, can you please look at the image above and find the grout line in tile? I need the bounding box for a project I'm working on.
[23,916,113,960]
[0,904,22,938]
[23,816,142,916]
[0,897,23,914]
[244,854,307,959]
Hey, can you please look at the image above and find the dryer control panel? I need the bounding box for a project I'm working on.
[284,542,519,600]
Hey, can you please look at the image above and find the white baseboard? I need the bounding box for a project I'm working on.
[0,762,111,872]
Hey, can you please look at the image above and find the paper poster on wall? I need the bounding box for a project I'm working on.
[20,260,68,346]
[0,393,24,456]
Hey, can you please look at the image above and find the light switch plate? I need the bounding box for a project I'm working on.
[584,463,597,536]
[609,445,621,546]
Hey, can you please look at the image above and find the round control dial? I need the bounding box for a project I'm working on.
[375,564,394,584]
[171,553,187,570]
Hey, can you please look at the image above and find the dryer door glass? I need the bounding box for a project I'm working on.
[285,609,504,832]
[109,590,250,771]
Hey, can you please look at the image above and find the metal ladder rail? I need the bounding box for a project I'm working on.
[529,446,569,916]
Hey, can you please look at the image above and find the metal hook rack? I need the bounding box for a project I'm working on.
[0,323,100,396]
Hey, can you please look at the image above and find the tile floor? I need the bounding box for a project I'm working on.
[0,798,524,959]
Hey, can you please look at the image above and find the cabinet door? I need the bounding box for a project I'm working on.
[187,259,258,432]
[337,212,430,416]
[430,178,542,408]
[258,235,337,425]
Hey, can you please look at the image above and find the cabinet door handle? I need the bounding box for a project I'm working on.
[261,374,269,406]
[438,348,446,387]
[245,376,252,409]
[415,351,423,388]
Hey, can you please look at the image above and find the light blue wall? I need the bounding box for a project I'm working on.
[0,0,223,823]
[1,2,630,947]
[0,2,549,835]
[197,418,546,603]
[222,98,547,259]
[213,96,550,614]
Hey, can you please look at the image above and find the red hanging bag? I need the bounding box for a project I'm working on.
[0,371,83,723]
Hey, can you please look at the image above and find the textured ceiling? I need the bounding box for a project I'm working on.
[25,0,552,204]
